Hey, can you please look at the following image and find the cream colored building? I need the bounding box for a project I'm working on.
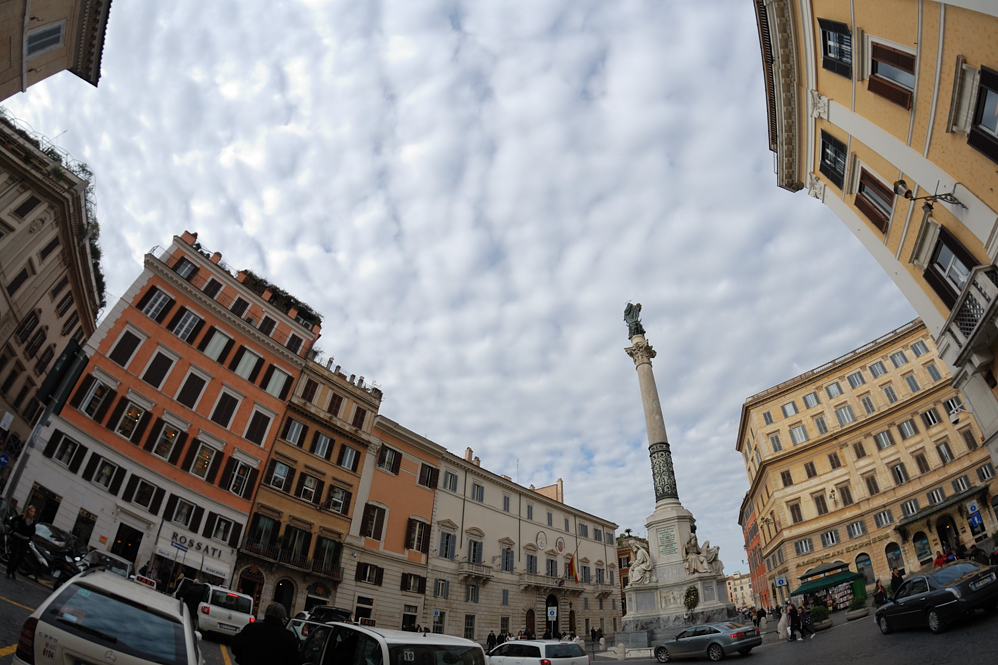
[0,0,112,101]
[725,571,754,610]
[736,320,998,605]
[0,112,101,485]
[753,1,998,476]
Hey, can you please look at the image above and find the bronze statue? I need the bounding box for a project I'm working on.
[624,302,645,338]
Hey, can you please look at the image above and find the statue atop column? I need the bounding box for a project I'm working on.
[624,302,645,338]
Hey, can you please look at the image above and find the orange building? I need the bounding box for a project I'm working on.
[11,230,319,585]
[738,494,768,610]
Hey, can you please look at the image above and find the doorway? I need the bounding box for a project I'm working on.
[936,514,960,553]
[238,566,265,617]
[273,578,296,615]
[110,523,143,563]
[525,608,535,634]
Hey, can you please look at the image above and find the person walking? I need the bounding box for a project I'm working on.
[487,630,497,651]
[890,568,904,594]
[798,604,815,640]
[5,505,36,580]
[231,602,300,665]
[776,607,788,641]
[787,602,800,642]
[757,606,767,632]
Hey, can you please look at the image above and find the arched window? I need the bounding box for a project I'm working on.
[885,542,904,572]
[913,531,932,565]
[855,553,874,584]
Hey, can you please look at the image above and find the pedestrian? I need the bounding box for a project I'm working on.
[751,608,758,628]
[487,630,497,651]
[181,580,206,627]
[231,602,300,665]
[5,505,36,580]
[873,580,887,606]
[890,567,904,594]
[591,626,597,642]
[798,604,815,640]
[933,551,946,567]
[787,602,800,642]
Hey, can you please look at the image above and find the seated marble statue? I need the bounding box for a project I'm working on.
[684,532,710,575]
[628,545,653,585]
[704,541,723,574]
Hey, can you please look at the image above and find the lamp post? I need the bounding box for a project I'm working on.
[892,179,966,209]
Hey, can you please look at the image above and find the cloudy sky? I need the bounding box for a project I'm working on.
[8,0,916,574]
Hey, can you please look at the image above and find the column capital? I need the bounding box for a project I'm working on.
[626,338,656,366]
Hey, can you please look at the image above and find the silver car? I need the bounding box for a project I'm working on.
[654,622,761,662]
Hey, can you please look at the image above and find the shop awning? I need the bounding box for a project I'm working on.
[790,571,863,596]
[895,486,987,528]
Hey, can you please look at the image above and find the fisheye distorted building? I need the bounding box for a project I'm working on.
[736,320,997,604]
[753,0,998,471]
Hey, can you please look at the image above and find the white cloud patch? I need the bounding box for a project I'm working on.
[4,0,917,573]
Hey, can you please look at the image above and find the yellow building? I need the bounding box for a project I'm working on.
[736,320,998,605]
[752,1,998,471]
[0,0,112,101]
[725,571,755,610]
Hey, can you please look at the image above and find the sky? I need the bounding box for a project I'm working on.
[7,0,917,576]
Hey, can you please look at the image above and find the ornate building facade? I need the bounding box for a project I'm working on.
[736,320,997,605]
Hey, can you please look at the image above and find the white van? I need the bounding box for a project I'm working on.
[196,584,255,638]
[309,622,485,665]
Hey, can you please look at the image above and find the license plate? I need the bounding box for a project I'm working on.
[971,573,996,590]
[218,622,240,632]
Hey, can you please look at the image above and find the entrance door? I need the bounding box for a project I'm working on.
[936,514,960,553]
[238,566,265,617]
[525,609,535,634]
[273,579,296,615]
[110,523,143,563]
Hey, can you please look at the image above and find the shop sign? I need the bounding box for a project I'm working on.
[171,531,224,557]
[795,532,890,567]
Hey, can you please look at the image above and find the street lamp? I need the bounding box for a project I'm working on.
[892,179,966,209]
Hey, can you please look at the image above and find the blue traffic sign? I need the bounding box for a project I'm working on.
[0,454,8,467]
[171,541,188,553]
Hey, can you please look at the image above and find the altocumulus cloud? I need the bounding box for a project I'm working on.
[6,0,916,571]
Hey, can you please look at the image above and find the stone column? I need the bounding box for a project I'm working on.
[625,332,679,504]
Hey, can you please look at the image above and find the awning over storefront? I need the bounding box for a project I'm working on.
[155,533,232,580]
[791,571,863,596]
[895,486,987,528]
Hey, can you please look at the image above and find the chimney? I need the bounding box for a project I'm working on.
[464,447,473,461]
[349,374,356,384]
[358,376,365,388]
[473,456,480,467]
[326,357,335,370]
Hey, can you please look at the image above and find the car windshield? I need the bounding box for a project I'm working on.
[545,644,585,658]
[210,589,253,614]
[388,644,484,665]
[933,563,980,585]
[84,552,132,577]
[36,524,68,545]
[45,582,188,665]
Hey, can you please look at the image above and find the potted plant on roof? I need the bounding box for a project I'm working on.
[845,594,869,620]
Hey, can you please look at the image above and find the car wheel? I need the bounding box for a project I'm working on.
[927,609,945,634]
[707,643,725,661]
[737,647,752,655]
[655,646,670,663]
[877,616,892,635]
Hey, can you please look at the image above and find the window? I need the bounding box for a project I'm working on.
[203,330,232,362]
[874,509,894,528]
[891,463,910,486]
[819,131,847,189]
[258,316,276,336]
[922,408,941,428]
[595,528,603,542]
[54,436,79,467]
[92,459,117,489]
[173,499,195,526]
[352,407,367,429]
[212,516,233,542]
[141,290,172,321]
[439,531,456,560]
[244,411,272,446]
[861,396,876,414]
[115,403,146,441]
[790,424,809,445]
[327,393,343,416]
[898,419,919,439]
[286,333,304,354]
[578,524,589,538]
[952,475,971,493]
[503,495,510,512]
[914,452,931,474]
[5,267,29,297]
[905,374,921,393]
[546,511,553,527]
[828,452,841,469]
[825,382,843,398]
[813,494,828,516]
[227,460,251,498]
[284,419,306,446]
[969,66,998,162]
[357,563,382,585]
[847,371,866,389]
[81,380,110,419]
[301,379,319,403]
[978,463,995,481]
[377,445,401,474]
[269,461,292,490]
[501,589,509,606]
[870,361,887,378]
[190,443,216,480]
[14,312,39,343]
[901,498,920,517]
[804,461,817,478]
[937,441,955,464]
[581,565,591,583]
[443,471,458,492]
[264,367,291,398]
[813,416,828,436]
[782,401,798,417]
[847,521,867,539]
[12,195,41,218]
[835,405,856,426]
[864,473,880,496]
[838,484,854,506]
[818,19,852,78]
[108,331,142,367]
[233,349,261,380]
[789,502,803,524]
[210,392,239,428]
[883,385,899,404]
[868,41,916,108]
[176,372,207,409]
[313,432,332,459]
[781,470,793,487]
[202,278,222,298]
[890,351,909,368]
[794,538,814,555]
[39,236,60,261]
[926,228,976,308]
[962,429,979,451]
[526,553,538,574]
[763,411,773,425]
[803,392,820,408]
[855,168,894,232]
[911,340,929,357]
[527,504,534,520]
[362,505,387,540]
[56,293,74,317]
[141,352,175,389]
[874,430,895,450]
[926,363,942,382]
[820,530,839,548]
[230,297,249,317]
[471,483,484,502]
[132,479,156,510]
[769,434,783,452]
[172,311,202,342]
[545,558,558,577]
[298,475,320,503]
[26,24,63,57]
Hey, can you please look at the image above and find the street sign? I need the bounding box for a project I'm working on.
[547,607,557,619]
[967,501,979,514]
[171,541,188,553]
[0,454,8,467]
[433,609,440,618]
[970,511,983,527]
[776,576,787,587]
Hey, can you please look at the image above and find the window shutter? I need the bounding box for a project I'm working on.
[295,473,307,498]
[169,432,188,466]
[150,488,165,515]
[406,519,415,548]
[342,490,352,514]
[177,374,206,408]
[299,425,309,446]
[190,506,205,532]
[108,467,126,496]
[219,457,236,490]
[263,459,277,485]
[374,566,384,586]
[314,480,324,505]
[163,495,178,522]
[281,418,293,440]
[218,337,236,365]
[336,445,346,466]
[203,512,218,538]
[444,581,449,598]
[400,575,408,591]
[279,374,293,400]
[105,398,127,432]
[309,430,321,453]
[81,454,100,482]
[206,452,224,483]
[373,507,385,540]
[229,521,243,548]
[135,287,156,312]
[156,298,175,324]
[197,327,216,352]
[144,419,164,452]
[122,476,138,503]
[181,440,200,472]
[248,356,264,383]
[355,564,365,581]
[43,430,62,458]
[244,467,259,498]
[361,504,373,533]
[377,446,387,467]
[260,365,275,391]
[421,528,430,554]
[69,375,95,410]
[108,332,140,367]
[854,191,888,232]
[418,576,426,594]
[228,347,246,371]
[429,468,440,488]
[68,444,87,473]
[284,468,297,493]
[187,318,205,344]
[968,124,998,164]
[140,352,172,388]
[132,411,153,443]
[868,75,913,109]
[166,307,189,332]
[391,450,402,475]
[93,388,116,423]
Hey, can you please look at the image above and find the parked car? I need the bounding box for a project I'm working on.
[79,549,135,578]
[875,560,998,634]
[195,585,255,638]
[653,622,761,662]
[489,640,589,665]
[287,605,353,641]
[313,623,485,665]
[12,568,203,665]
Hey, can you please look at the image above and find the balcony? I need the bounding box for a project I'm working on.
[242,541,280,562]
[592,582,614,598]
[240,541,343,583]
[311,560,344,583]
[937,265,998,386]
[458,562,494,582]
[519,573,584,595]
